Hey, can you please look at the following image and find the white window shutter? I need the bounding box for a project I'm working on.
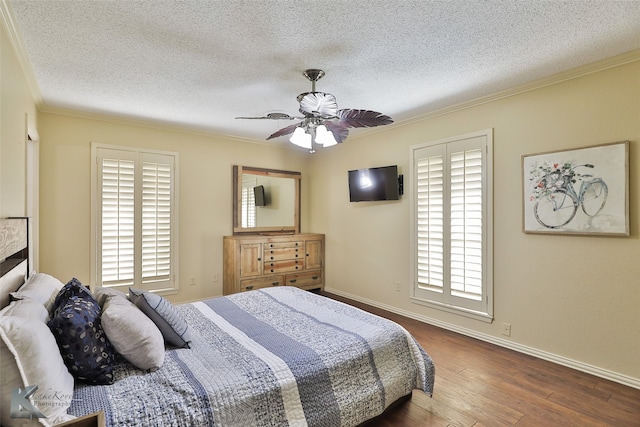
[411,130,493,321]
[449,148,483,302]
[416,154,444,294]
[101,157,135,286]
[95,146,177,293]
[141,158,172,284]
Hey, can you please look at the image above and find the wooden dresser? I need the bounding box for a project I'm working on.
[223,233,324,295]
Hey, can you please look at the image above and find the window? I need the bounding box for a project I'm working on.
[410,129,493,321]
[91,144,179,294]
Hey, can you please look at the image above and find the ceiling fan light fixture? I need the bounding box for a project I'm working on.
[239,68,393,152]
[315,124,338,147]
[290,126,312,149]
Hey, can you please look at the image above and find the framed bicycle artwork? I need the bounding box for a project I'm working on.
[522,141,629,236]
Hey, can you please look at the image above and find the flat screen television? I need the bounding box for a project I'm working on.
[253,185,266,206]
[348,165,401,202]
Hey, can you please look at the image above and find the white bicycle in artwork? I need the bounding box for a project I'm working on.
[530,163,608,229]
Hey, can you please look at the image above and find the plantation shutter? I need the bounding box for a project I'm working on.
[412,133,491,316]
[241,175,257,228]
[241,186,256,228]
[416,152,445,294]
[101,156,135,285]
[96,147,176,292]
[141,157,172,284]
[449,148,483,302]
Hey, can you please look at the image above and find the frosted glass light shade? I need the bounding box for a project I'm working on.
[290,127,312,149]
[315,125,338,147]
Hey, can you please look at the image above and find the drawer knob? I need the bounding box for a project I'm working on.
[312,276,319,280]
[258,257,261,261]
[272,281,280,286]
[246,285,254,290]
[289,279,297,284]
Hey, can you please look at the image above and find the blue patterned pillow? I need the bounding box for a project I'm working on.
[53,277,94,309]
[129,288,191,348]
[48,292,116,384]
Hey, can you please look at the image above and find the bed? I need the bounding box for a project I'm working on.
[0,218,434,427]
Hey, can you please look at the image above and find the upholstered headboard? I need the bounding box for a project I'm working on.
[0,218,29,309]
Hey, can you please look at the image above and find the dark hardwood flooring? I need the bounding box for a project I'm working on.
[323,292,640,427]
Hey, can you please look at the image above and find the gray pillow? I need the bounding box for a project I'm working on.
[101,292,165,371]
[93,286,126,307]
[128,288,191,348]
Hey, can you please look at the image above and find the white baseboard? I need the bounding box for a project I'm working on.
[324,287,640,390]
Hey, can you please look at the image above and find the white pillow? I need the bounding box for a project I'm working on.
[0,299,75,427]
[10,273,64,313]
[101,292,165,371]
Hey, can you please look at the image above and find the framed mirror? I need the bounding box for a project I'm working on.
[233,165,301,234]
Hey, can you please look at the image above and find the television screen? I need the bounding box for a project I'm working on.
[254,185,266,206]
[348,165,400,202]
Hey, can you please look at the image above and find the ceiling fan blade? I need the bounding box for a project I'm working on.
[236,112,299,120]
[266,123,300,140]
[335,109,393,128]
[298,92,338,118]
[323,122,349,143]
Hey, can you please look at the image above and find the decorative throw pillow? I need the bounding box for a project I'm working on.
[101,292,165,371]
[47,294,116,385]
[9,272,65,313]
[93,286,127,308]
[129,288,191,348]
[0,299,75,427]
[51,277,93,313]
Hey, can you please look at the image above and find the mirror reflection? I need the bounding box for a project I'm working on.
[233,166,301,234]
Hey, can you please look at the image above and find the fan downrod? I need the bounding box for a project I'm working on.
[303,69,325,92]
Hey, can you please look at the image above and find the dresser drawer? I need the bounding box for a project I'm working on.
[264,246,303,261]
[240,275,284,292]
[264,241,303,249]
[264,259,304,274]
[285,270,323,288]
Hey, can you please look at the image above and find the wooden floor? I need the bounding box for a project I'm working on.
[324,292,640,427]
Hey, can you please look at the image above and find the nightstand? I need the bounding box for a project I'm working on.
[55,411,105,427]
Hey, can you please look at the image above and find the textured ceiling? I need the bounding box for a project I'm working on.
[5,0,640,143]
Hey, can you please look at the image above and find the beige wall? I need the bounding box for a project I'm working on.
[309,60,640,385]
[0,23,37,217]
[37,114,311,302]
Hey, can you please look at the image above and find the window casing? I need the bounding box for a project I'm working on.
[410,129,493,321]
[91,144,179,294]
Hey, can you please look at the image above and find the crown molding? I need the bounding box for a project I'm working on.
[0,0,43,106]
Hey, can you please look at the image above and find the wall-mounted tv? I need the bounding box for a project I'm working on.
[348,165,402,202]
[253,185,267,206]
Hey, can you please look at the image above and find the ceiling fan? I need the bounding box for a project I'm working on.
[236,69,393,152]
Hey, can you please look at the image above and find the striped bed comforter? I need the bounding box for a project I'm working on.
[69,287,435,426]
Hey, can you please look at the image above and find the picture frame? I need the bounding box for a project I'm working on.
[522,141,629,236]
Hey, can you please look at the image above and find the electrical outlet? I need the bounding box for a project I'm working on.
[212,273,219,282]
[189,276,196,286]
[396,281,401,292]
[501,323,511,337]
